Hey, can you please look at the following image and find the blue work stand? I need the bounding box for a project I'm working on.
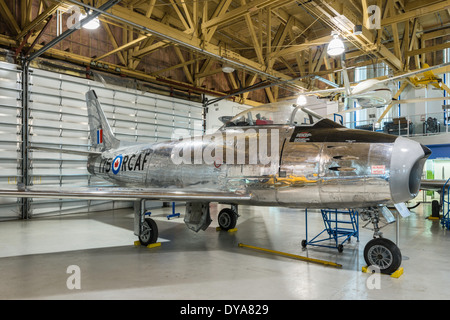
[302,208,359,253]
[441,178,450,229]
[166,202,181,219]
[145,202,180,220]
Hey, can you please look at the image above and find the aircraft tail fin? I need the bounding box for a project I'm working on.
[86,90,120,151]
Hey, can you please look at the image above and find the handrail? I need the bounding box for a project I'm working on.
[441,178,450,229]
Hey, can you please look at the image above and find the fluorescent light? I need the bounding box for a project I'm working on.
[79,13,100,30]
[327,32,345,56]
[297,95,307,106]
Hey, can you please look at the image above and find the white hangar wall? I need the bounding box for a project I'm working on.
[0,62,22,219]
[204,96,251,133]
[0,61,204,219]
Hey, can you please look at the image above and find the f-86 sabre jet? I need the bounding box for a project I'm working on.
[0,90,431,274]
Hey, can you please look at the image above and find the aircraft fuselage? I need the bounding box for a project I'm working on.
[87,118,429,209]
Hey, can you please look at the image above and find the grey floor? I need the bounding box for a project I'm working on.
[0,201,449,300]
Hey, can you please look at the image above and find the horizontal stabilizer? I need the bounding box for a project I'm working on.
[29,146,102,156]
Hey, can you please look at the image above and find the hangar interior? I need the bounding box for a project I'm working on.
[0,0,449,300]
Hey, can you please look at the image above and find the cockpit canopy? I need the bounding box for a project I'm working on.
[221,100,340,129]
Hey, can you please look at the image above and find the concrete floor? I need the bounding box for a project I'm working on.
[0,201,449,300]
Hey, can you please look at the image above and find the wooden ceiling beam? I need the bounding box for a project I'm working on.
[94,34,149,62]
[241,0,264,64]
[174,46,194,84]
[316,0,403,70]
[203,0,233,43]
[101,22,127,66]
[16,2,59,40]
[201,0,291,31]
[0,0,21,35]
[381,0,450,26]
[406,41,450,57]
[107,3,309,89]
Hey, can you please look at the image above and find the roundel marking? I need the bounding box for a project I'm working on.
[112,155,123,175]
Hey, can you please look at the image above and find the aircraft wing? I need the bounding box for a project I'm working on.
[0,185,252,202]
[301,87,346,96]
[378,61,450,84]
[420,179,449,191]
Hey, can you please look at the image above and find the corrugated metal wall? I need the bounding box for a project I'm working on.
[0,62,23,219]
[0,61,204,218]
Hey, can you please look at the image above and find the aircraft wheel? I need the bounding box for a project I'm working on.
[218,208,237,231]
[139,218,159,246]
[364,238,402,274]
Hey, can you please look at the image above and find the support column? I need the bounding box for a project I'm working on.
[20,62,30,219]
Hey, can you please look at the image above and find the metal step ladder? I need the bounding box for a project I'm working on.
[441,178,450,229]
[303,208,359,252]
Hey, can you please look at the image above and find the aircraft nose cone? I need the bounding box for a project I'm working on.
[389,137,431,204]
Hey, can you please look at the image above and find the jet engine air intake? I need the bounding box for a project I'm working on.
[389,137,431,203]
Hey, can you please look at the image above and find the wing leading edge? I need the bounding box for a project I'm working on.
[420,179,448,191]
[0,185,251,202]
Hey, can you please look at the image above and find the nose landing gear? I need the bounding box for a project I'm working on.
[360,207,402,274]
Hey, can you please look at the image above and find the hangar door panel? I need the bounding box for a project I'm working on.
[28,68,203,217]
[0,62,22,219]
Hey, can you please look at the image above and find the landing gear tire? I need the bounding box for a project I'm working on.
[364,238,402,274]
[218,208,237,231]
[139,218,159,246]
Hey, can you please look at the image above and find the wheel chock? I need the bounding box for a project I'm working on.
[362,265,404,278]
[216,227,238,232]
[390,267,404,278]
[134,240,161,248]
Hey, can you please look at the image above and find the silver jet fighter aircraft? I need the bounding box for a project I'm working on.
[1,90,431,274]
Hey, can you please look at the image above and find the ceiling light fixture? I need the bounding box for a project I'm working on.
[222,63,235,73]
[327,31,345,56]
[80,13,100,30]
[296,95,307,106]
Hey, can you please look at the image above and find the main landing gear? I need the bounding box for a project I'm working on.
[360,207,402,274]
[139,217,159,246]
[184,201,239,232]
[134,200,240,246]
[134,200,159,246]
[217,205,239,231]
